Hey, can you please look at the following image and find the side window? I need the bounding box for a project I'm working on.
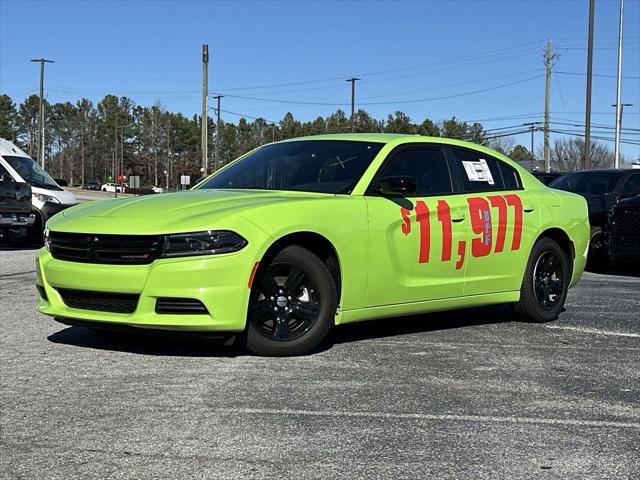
[0,163,11,182]
[497,161,522,190]
[380,147,453,196]
[449,147,505,193]
[621,174,640,196]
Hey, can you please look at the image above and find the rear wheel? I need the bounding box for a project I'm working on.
[515,237,570,322]
[246,245,337,356]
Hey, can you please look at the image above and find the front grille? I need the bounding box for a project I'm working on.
[57,288,140,314]
[50,232,161,265]
[155,298,209,315]
[611,206,640,235]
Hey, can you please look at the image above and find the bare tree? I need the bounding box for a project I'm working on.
[538,138,618,172]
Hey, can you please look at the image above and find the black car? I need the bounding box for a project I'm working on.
[606,194,640,264]
[531,171,563,185]
[83,181,100,190]
[550,169,640,264]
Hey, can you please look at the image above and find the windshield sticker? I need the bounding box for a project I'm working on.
[462,159,494,185]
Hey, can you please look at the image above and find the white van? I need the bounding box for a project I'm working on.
[0,138,77,238]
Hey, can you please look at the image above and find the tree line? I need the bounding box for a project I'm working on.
[0,93,616,188]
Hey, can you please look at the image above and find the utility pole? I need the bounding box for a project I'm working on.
[543,41,559,173]
[584,0,595,170]
[113,110,118,198]
[614,0,625,168]
[346,77,360,132]
[166,120,171,191]
[80,118,85,187]
[201,44,209,176]
[213,95,224,170]
[30,58,54,168]
[523,122,541,169]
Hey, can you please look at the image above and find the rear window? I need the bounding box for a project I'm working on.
[497,161,522,190]
[449,147,505,192]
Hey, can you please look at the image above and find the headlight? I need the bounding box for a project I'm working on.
[160,230,247,258]
[34,193,61,204]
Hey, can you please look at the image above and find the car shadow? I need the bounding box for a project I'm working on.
[47,304,515,357]
[48,326,245,357]
[586,264,640,278]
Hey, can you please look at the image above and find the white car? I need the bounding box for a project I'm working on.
[151,186,164,193]
[101,183,125,193]
[0,138,77,241]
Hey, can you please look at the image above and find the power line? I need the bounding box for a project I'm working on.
[217,73,544,107]
[557,70,640,79]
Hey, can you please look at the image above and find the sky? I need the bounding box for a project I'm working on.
[0,0,639,160]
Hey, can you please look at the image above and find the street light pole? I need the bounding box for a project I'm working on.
[30,58,54,168]
[201,44,209,176]
[613,0,625,168]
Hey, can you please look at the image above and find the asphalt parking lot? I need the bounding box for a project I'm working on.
[1,247,638,479]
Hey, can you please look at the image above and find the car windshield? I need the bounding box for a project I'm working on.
[198,140,384,194]
[2,155,62,191]
[550,171,622,195]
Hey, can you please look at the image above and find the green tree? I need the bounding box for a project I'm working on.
[0,94,18,141]
[385,111,415,134]
[509,144,534,163]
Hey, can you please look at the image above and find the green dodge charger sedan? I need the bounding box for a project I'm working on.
[36,134,589,355]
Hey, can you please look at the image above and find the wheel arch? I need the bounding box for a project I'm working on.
[534,227,575,280]
[257,231,343,305]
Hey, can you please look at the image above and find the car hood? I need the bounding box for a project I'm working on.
[49,189,329,234]
[615,194,640,208]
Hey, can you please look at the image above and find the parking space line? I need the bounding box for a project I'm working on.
[216,407,639,430]
[545,325,640,338]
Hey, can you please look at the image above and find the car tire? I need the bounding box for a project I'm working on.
[245,245,337,356]
[6,227,30,246]
[514,237,570,323]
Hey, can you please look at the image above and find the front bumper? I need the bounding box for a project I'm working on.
[0,212,35,227]
[36,247,258,332]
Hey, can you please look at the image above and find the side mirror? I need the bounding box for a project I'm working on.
[375,176,417,196]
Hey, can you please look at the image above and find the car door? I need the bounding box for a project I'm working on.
[445,146,540,296]
[365,144,469,307]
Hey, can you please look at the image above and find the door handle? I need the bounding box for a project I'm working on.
[451,214,466,223]
[523,205,536,213]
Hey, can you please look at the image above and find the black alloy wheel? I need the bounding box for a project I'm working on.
[515,237,570,322]
[246,245,337,356]
[533,251,564,311]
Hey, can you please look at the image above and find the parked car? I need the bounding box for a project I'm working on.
[531,171,563,186]
[83,181,100,190]
[549,169,640,266]
[0,138,77,240]
[101,183,125,193]
[151,186,164,193]
[606,193,640,264]
[37,134,589,356]
[0,173,35,245]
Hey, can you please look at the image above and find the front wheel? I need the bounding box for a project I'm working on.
[246,245,337,356]
[515,237,570,322]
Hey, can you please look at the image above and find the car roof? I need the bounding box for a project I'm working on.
[275,133,501,150]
